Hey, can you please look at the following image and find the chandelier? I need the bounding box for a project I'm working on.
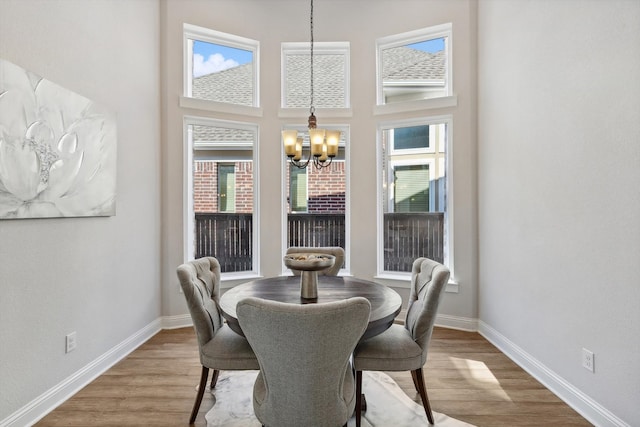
[282,0,341,169]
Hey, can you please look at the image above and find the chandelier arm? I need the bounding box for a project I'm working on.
[290,153,312,169]
[313,156,332,170]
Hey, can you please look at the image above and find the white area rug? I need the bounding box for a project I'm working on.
[206,370,476,427]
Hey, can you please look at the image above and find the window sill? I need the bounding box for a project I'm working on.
[180,96,263,118]
[375,273,459,293]
[373,95,458,116]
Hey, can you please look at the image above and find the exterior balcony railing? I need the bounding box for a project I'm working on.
[194,212,444,273]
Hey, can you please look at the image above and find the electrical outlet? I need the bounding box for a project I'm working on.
[582,348,594,372]
[66,332,77,353]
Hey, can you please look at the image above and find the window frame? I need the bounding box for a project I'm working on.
[183,23,261,111]
[375,23,455,113]
[184,116,261,280]
[376,116,453,282]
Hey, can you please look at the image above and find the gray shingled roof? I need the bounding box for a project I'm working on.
[192,63,253,106]
[382,46,445,81]
[284,53,345,108]
[193,125,253,145]
[191,45,445,109]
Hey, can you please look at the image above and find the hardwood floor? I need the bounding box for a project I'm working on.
[36,327,592,427]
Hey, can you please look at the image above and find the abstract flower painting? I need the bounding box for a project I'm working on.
[0,58,117,219]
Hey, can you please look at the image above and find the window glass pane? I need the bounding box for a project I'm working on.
[381,122,447,272]
[183,24,258,107]
[286,147,347,267]
[393,125,429,150]
[282,42,349,109]
[191,123,254,273]
[191,40,253,106]
[381,37,446,104]
[377,24,452,106]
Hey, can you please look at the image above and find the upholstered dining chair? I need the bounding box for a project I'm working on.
[176,257,259,424]
[237,296,371,427]
[286,246,345,276]
[353,257,450,426]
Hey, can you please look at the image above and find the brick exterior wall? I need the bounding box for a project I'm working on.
[193,161,253,213]
[305,161,346,213]
[195,160,346,213]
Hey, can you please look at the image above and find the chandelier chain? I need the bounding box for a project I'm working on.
[310,0,314,114]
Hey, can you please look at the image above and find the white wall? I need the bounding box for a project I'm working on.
[477,1,640,425]
[160,0,479,326]
[0,0,161,422]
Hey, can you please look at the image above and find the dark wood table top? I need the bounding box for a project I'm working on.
[219,275,403,340]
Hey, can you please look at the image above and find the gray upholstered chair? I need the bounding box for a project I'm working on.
[176,257,259,424]
[286,246,345,276]
[353,257,450,426]
[237,296,371,427]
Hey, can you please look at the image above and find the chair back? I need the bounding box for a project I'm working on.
[176,257,223,350]
[405,257,450,363]
[237,296,370,427]
[286,246,345,276]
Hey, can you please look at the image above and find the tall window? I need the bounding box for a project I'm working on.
[376,24,452,105]
[186,118,259,277]
[378,118,449,275]
[283,127,349,271]
[184,24,259,107]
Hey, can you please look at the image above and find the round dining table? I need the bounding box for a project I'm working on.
[219,275,403,340]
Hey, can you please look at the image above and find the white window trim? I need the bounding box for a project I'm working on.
[375,23,453,107]
[281,41,351,109]
[183,23,260,108]
[281,125,351,276]
[183,115,261,280]
[375,115,456,292]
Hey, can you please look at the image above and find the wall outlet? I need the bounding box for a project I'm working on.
[582,348,594,372]
[65,332,77,353]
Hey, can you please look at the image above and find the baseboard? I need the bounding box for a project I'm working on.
[478,321,630,427]
[161,313,192,329]
[435,313,478,332]
[0,319,162,427]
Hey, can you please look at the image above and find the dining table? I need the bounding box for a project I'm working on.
[219,275,403,340]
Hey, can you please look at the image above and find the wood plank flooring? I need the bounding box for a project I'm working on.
[35,327,592,426]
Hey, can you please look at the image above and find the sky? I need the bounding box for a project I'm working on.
[192,37,445,77]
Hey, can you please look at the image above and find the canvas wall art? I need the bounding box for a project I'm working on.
[0,58,117,219]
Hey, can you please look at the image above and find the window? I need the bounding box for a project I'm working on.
[283,126,349,271]
[378,118,450,276]
[281,42,350,109]
[184,24,259,107]
[376,24,452,105]
[185,117,259,277]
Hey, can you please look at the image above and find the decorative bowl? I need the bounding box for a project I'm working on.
[283,253,335,272]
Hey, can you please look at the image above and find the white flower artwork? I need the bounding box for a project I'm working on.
[0,58,117,219]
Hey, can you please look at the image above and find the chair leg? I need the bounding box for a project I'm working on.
[210,369,220,388]
[410,369,420,393]
[355,370,363,427]
[189,366,209,424]
[412,368,434,425]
